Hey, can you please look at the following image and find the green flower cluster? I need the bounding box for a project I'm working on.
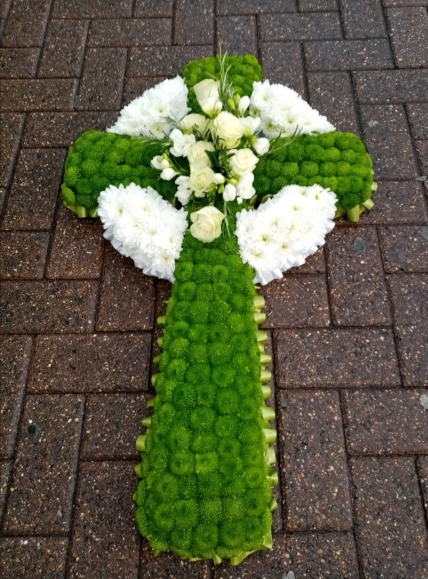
[134,224,277,564]
[61,130,174,217]
[181,55,263,114]
[254,131,374,215]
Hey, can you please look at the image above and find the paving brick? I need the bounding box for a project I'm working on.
[81,393,149,459]
[384,0,428,4]
[175,0,214,45]
[0,460,11,524]
[387,7,428,68]
[344,389,428,454]
[47,205,104,279]
[416,139,428,174]
[217,16,258,56]
[288,246,326,273]
[351,457,428,579]
[419,456,428,513]
[360,105,418,179]
[38,19,88,78]
[0,113,24,187]
[326,226,391,326]
[134,0,174,16]
[379,225,428,272]
[3,394,84,534]
[122,78,166,106]
[0,231,49,279]
[88,18,171,47]
[260,12,342,41]
[1,148,65,230]
[128,46,213,77]
[22,111,117,148]
[299,0,338,9]
[307,71,360,134]
[217,0,296,14]
[52,0,133,18]
[0,79,76,112]
[261,274,330,328]
[354,69,428,103]
[260,42,305,96]
[28,333,151,393]
[0,336,32,458]
[396,324,428,386]
[1,0,50,46]
[141,543,210,578]
[275,328,400,387]
[341,0,387,39]
[278,390,352,531]
[0,280,97,334]
[97,244,155,331]
[0,188,5,214]
[363,180,428,225]
[0,537,68,579]
[305,39,393,71]
[407,103,428,139]
[68,461,139,579]
[0,48,39,77]
[0,0,11,19]
[76,48,127,111]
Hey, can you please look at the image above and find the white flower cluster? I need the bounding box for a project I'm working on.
[250,80,335,139]
[98,183,188,282]
[236,185,337,285]
[107,77,190,139]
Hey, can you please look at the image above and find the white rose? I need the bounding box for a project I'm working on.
[188,166,215,194]
[179,113,209,134]
[169,129,196,157]
[253,138,270,156]
[230,148,259,176]
[188,141,215,169]
[212,111,244,149]
[223,183,237,201]
[193,79,221,114]
[190,206,225,243]
[236,173,255,199]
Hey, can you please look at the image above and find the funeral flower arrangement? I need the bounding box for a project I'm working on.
[60,54,376,565]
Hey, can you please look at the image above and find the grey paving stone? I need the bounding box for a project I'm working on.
[380,225,428,272]
[0,537,68,579]
[0,47,40,77]
[1,0,51,46]
[0,113,24,187]
[88,18,172,47]
[341,0,387,38]
[128,46,213,77]
[217,16,258,56]
[174,0,214,45]
[305,39,393,71]
[0,231,49,279]
[134,0,173,16]
[0,460,11,526]
[386,7,428,68]
[363,180,428,225]
[354,69,428,103]
[38,19,88,78]
[299,0,338,9]
[217,0,297,14]
[416,139,428,174]
[0,79,77,112]
[260,12,342,41]
[52,0,133,18]
[260,42,305,96]
[407,103,428,139]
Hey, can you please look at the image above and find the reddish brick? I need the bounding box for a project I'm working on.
[88,18,172,47]
[3,394,84,534]
[174,0,214,45]
[216,0,296,14]
[0,231,49,279]
[388,273,428,327]
[22,111,117,148]
[360,105,418,179]
[127,46,213,77]
[0,79,76,112]
[299,0,338,9]
[0,336,32,458]
[1,0,50,46]
[379,225,428,272]
[307,71,360,134]
[275,328,401,388]
[1,148,65,230]
[363,180,428,225]
[351,457,428,579]
[0,281,97,334]
[341,0,387,38]
[141,540,211,578]
[134,0,174,17]
[38,19,88,78]
[354,69,428,103]
[76,48,127,111]
[305,39,393,71]
[262,274,330,328]
[0,461,11,524]
[260,12,342,41]
[28,333,151,393]
[47,205,104,279]
[81,393,150,459]
[97,244,155,331]
[52,0,133,18]
[387,7,428,68]
[0,48,39,77]
[68,461,139,579]
[0,537,68,579]
[326,227,391,326]
[260,42,305,96]
[418,456,428,513]
[407,103,428,139]
[122,78,166,106]
[416,139,428,174]
[217,16,258,56]
[344,389,428,454]
[396,325,428,386]
[0,113,24,187]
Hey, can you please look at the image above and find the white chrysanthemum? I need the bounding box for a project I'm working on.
[107,77,190,137]
[250,79,335,138]
[98,183,188,282]
[236,184,337,284]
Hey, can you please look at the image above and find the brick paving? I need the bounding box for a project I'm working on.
[0,1,427,578]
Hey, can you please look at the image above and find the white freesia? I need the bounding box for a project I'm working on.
[190,206,225,243]
[175,176,193,205]
[253,138,270,155]
[230,148,259,176]
[212,111,244,148]
[160,168,178,180]
[238,96,250,114]
[169,129,196,157]
[180,113,209,134]
[223,183,237,201]
[236,173,256,200]
[151,155,164,170]
[241,116,260,135]
[188,166,215,195]
[188,141,215,168]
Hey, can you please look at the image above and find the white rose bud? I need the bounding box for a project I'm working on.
[238,96,250,114]
[236,173,255,199]
[188,141,215,169]
[213,173,225,184]
[160,159,171,169]
[190,206,225,243]
[193,79,221,115]
[223,183,237,201]
[151,155,163,170]
[179,113,209,134]
[188,166,215,194]
[230,148,259,176]
[212,111,244,149]
[253,138,270,156]
[160,168,178,181]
